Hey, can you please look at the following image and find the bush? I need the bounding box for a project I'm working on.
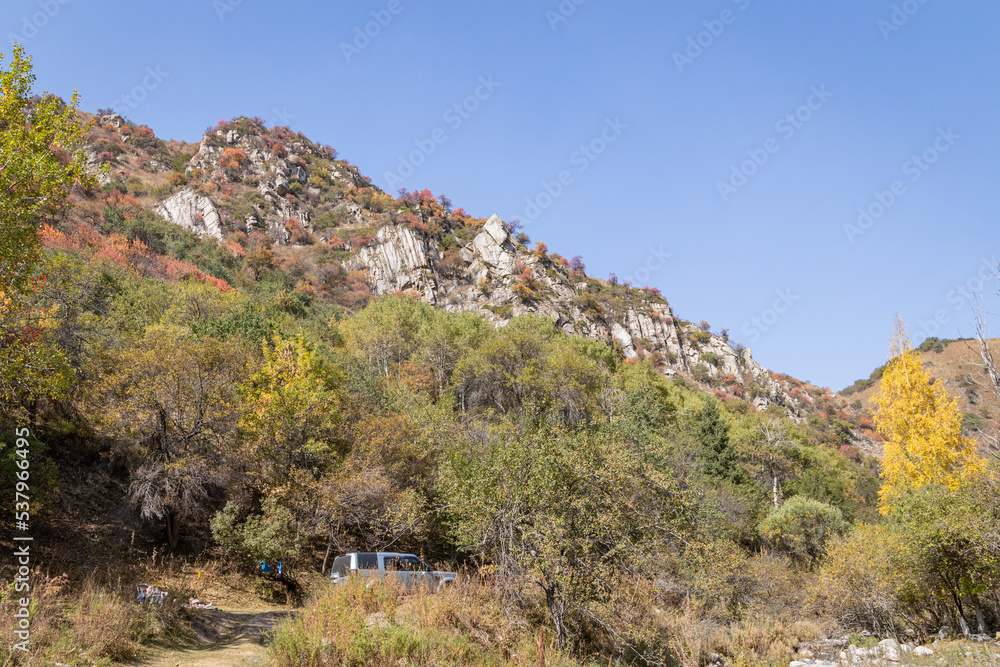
[819,523,914,634]
[759,496,847,566]
[701,351,722,368]
[690,329,711,346]
[210,497,307,567]
[692,363,711,384]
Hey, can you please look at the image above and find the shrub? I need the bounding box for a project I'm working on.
[759,496,847,566]
[701,351,722,368]
[218,147,247,170]
[171,152,193,172]
[819,523,914,634]
[692,363,711,384]
[268,577,586,667]
[690,329,711,346]
[210,497,308,567]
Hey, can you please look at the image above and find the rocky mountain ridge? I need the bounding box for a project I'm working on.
[79,112,852,422]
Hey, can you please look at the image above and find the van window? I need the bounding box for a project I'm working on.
[332,556,349,578]
[400,556,427,571]
[357,553,378,570]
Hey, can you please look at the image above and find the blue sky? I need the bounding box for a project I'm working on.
[5,0,999,390]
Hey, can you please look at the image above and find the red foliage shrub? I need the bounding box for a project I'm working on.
[165,259,231,291]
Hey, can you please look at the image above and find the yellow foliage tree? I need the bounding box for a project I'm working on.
[871,316,982,513]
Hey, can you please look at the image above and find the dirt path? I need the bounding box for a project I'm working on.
[142,607,294,667]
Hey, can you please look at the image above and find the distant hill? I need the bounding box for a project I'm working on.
[842,337,1000,448]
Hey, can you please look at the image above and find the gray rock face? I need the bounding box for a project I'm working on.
[347,225,438,303]
[100,113,126,128]
[154,188,224,239]
[343,211,801,415]
[467,214,517,280]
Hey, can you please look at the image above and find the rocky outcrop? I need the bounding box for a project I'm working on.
[346,212,801,415]
[464,215,517,280]
[154,188,224,239]
[347,226,439,303]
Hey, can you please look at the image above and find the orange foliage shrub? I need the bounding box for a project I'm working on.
[218,147,247,170]
[165,259,231,292]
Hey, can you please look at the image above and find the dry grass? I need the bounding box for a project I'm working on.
[0,550,291,666]
[0,572,156,666]
[268,576,586,667]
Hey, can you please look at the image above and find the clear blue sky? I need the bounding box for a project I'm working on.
[5,0,999,390]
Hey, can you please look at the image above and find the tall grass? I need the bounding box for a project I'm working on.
[0,573,156,666]
[269,576,585,667]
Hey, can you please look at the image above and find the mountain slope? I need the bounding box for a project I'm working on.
[71,111,879,435]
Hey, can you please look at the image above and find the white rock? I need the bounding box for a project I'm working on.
[347,225,436,299]
[154,188,224,239]
[912,647,933,657]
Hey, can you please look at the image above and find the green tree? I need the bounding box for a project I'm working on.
[86,325,252,548]
[0,44,92,297]
[696,399,747,485]
[238,335,343,498]
[759,495,847,566]
[0,45,93,412]
[211,497,307,566]
[441,427,688,661]
[340,295,433,378]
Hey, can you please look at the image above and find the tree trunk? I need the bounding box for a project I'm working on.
[772,476,780,508]
[542,580,567,651]
[166,512,180,549]
[974,596,987,634]
[321,526,336,575]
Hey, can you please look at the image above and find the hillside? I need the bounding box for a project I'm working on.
[842,337,1000,451]
[75,112,880,430]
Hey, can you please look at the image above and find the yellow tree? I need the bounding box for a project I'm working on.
[871,316,982,513]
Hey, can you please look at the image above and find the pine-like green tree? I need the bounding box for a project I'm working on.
[696,399,747,484]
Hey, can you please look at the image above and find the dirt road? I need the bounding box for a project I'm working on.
[142,607,293,667]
